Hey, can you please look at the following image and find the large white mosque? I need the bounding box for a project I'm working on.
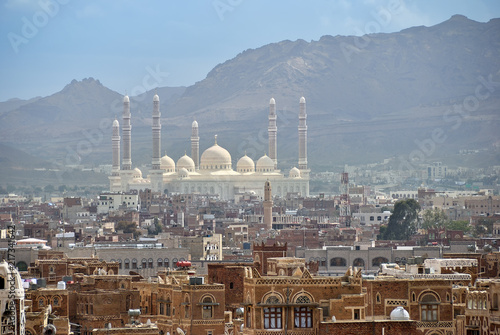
[109,94,310,200]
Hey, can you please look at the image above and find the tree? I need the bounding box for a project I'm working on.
[148,217,163,236]
[446,220,471,233]
[380,199,420,240]
[422,208,448,230]
[116,221,140,238]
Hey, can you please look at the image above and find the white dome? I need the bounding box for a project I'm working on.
[113,119,119,127]
[200,141,232,170]
[153,94,159,102]
[161,155,175,172]
[133,168,142,178]
[270,97,275,105]
[390,306,410,321]
[237,155,255,173]
[300,96,306,103]
[177,155,195,172]
[192,120,198,127]
[289,167,301,178]
[256,154,274,172]
[123,95,130,103]
[178,167,189,178]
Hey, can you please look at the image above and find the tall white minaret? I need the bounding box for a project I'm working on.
[122,95,132,171]
[191,120,199,170]
[150,92,163,192]
[298,96,307,170]
[268,98,277,170]
[152,93,161,170]
[112,119,120,175]
[109,119,122,192]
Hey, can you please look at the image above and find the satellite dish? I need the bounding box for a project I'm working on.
[177,328,186,335]
[331,315,336,322]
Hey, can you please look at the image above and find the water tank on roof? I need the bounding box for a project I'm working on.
[57,281,66,289]
[390,306,410,320]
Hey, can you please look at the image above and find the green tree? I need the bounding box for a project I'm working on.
[58,185,67,193]
[422,208,448,230]
[445,220,471,233]
[148,217,163,235]
[380,199,420,240]
[116,221,140,238]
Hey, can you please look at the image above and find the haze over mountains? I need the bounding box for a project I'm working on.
[1,15,499,185]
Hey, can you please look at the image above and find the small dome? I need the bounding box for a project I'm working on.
[123,95,130,103]
[177,155,195,172]
[133,168,142,178]
[390,306,410,321]
[161,155,175,172]
[153,94,159,102]
[192,120,198,128]
[256,154,274,172]
[200,139,232,170]
[178,167,189,178]
[237,155,255,173]
[300,96,306,103]
[113,119,119,127]
[270,97,275,105]
[289,167,301,178]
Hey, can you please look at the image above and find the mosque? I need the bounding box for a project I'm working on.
[109,94,310,200]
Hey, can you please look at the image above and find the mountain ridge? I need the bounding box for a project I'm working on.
[0,15,499,174]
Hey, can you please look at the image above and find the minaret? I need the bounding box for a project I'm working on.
[298,96,307,170]
[268,98,277,170]
[263,180,273,230]
[150,92,163,192]
[122,95,132,170]
[109,119,122,192]
[191,120,199,170]
[112,119,120,175]
[152,93,161,169]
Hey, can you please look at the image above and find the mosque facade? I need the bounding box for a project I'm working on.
[109,94,310,200]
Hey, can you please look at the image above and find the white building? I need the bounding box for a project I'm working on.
[0,261,25,335]
[109,95,310,200]
[97,192,140,214]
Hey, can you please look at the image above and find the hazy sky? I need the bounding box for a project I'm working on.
[1,0,499,101]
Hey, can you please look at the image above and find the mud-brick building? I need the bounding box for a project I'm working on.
[156,272,227,335]
[241,265,367,334]
[67,274,141,334]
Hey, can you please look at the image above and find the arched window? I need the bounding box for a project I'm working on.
[202,296,214,319]
[124,259,130,269]
[132,259,137,269]
[164,258,169,268]
[141,258,147,269]
[420,293,439,321]
[293,293,313,327]
[166,296,171,316]
[353,258,365,268]
[148,258,154,268]
[184,296,190,318]
[117,259,122,269]
[330,257,347,267]
[372,257,389,267]
[157,258,163,268]
[264,299,282,330]
[16,261,28,272]
[376,292,381,304]
[52,296,60,306]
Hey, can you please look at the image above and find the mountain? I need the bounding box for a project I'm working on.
[0,15,499,181]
